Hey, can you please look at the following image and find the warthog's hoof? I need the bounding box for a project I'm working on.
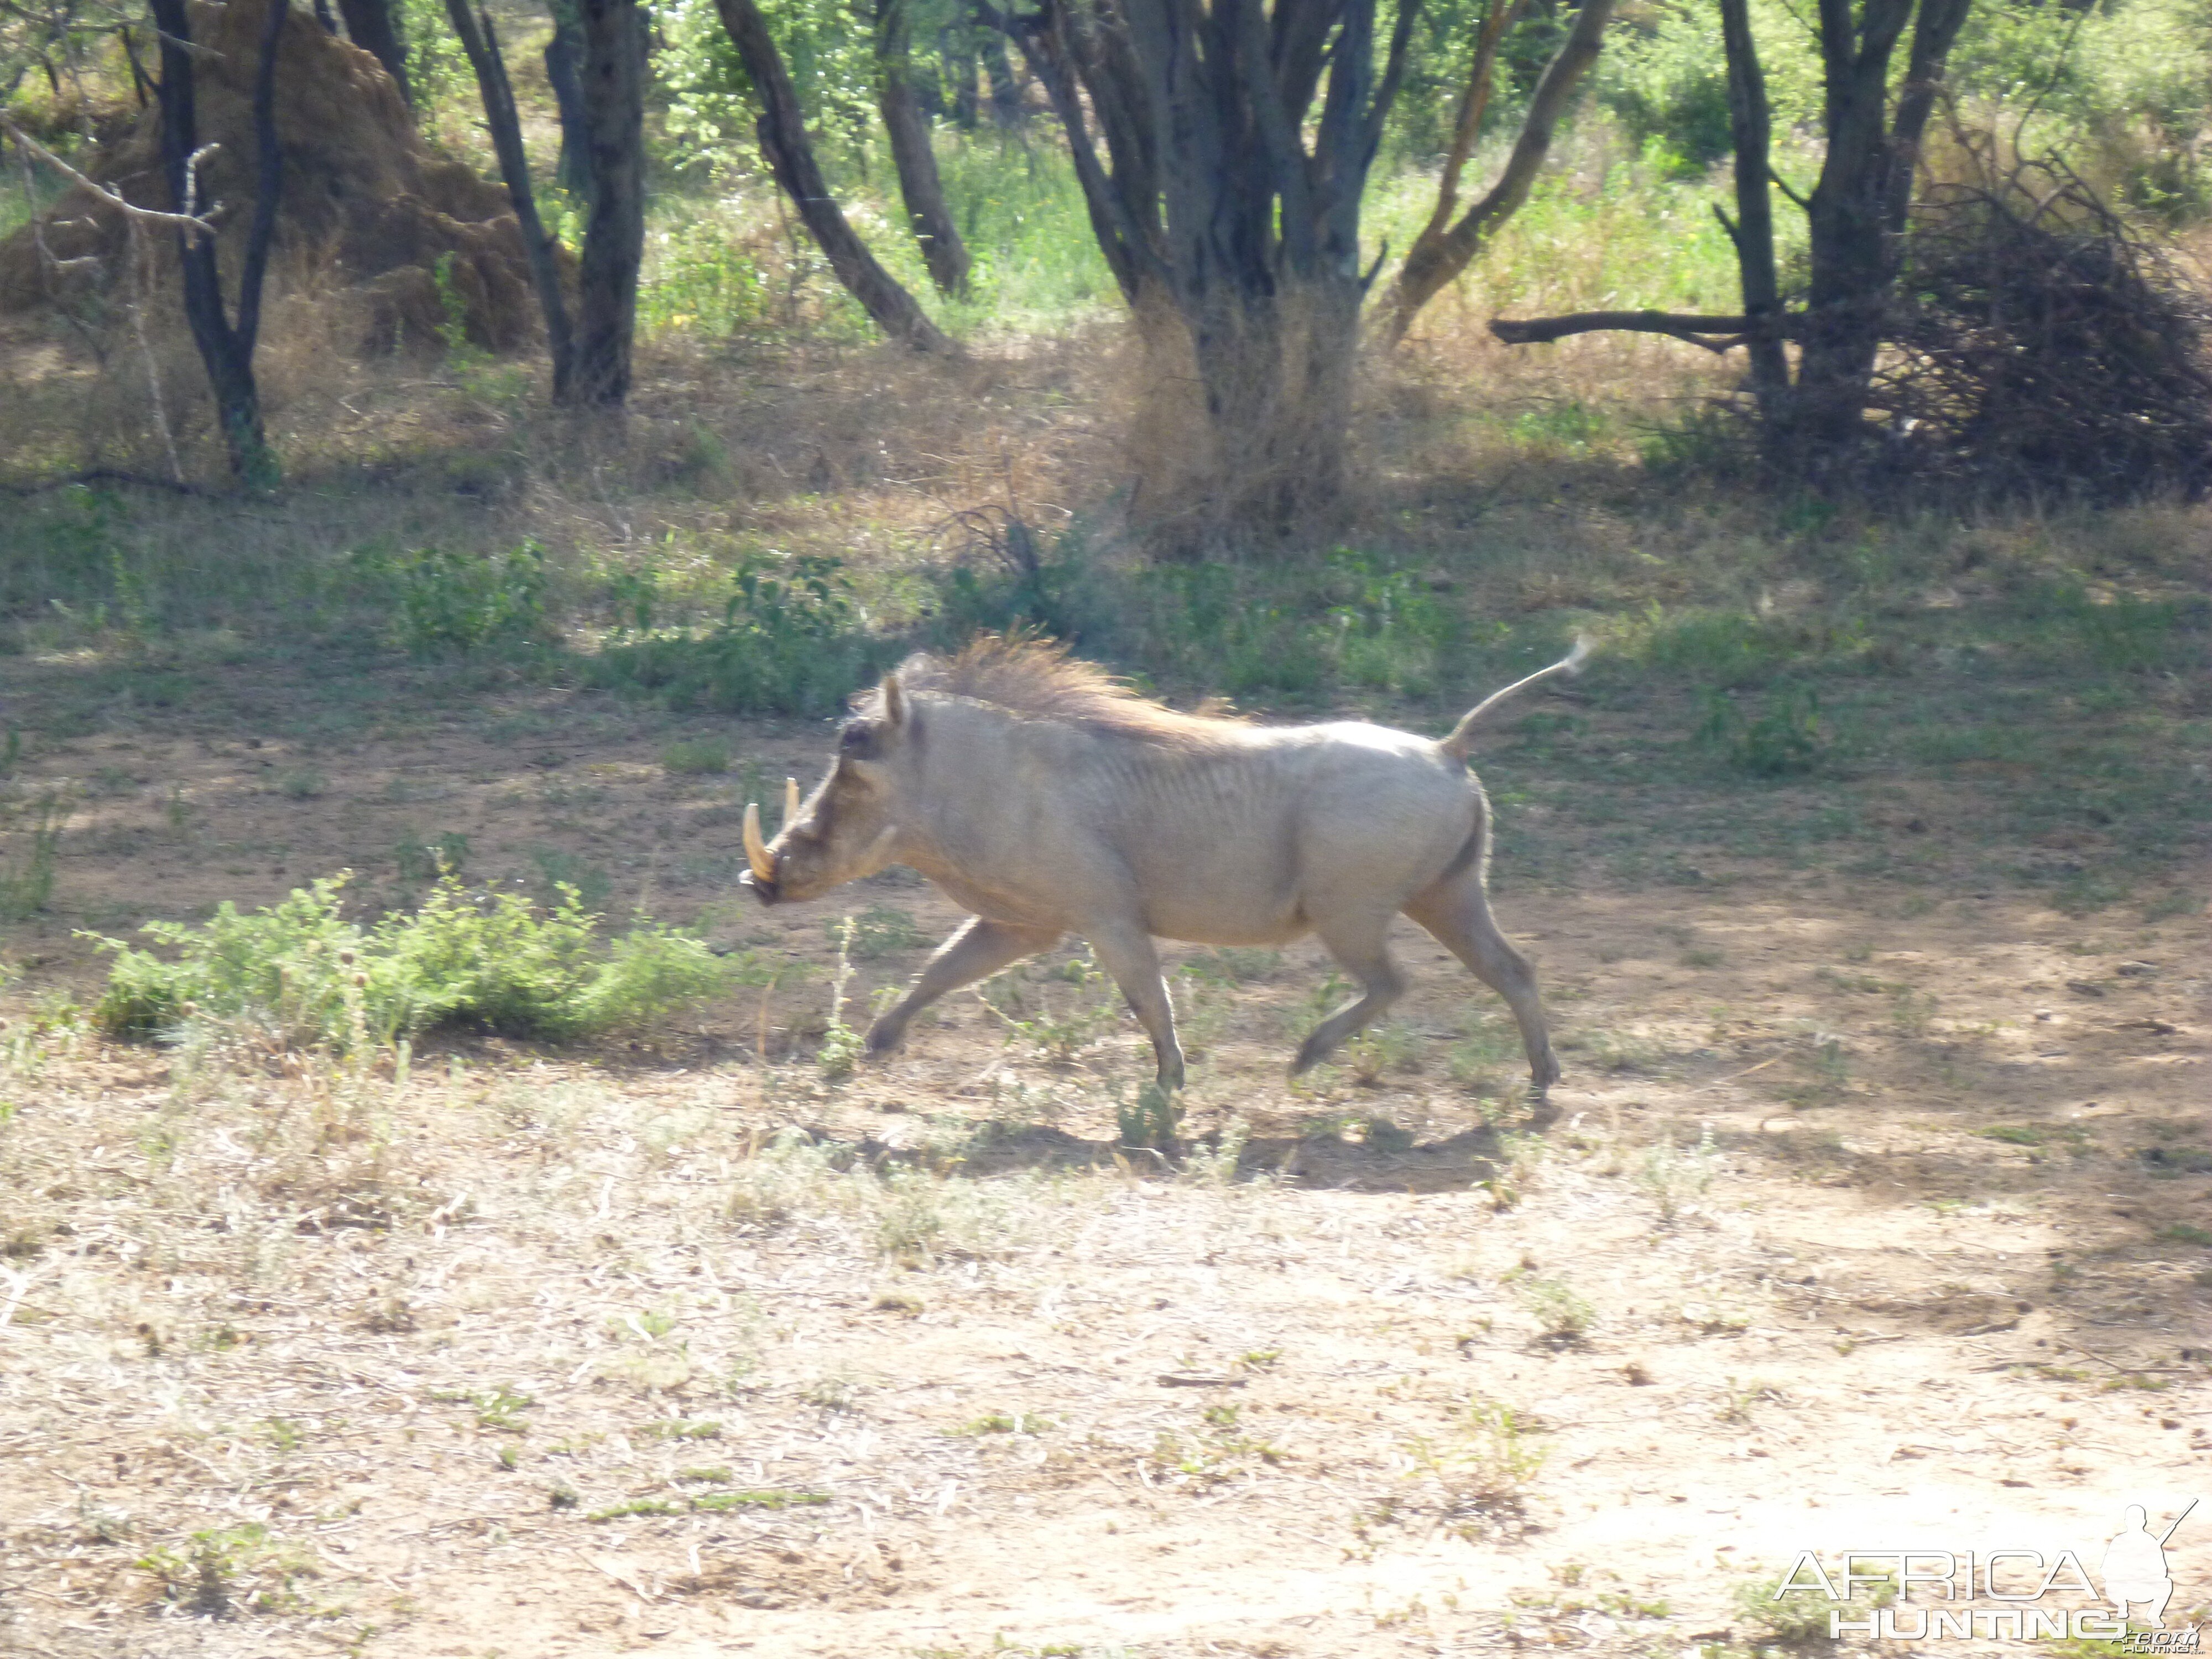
[863,1020,905,1057]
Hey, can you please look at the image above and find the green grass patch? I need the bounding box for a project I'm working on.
[87,873,734,1051]
[687,1489,831,1512]
[588,552,888,717]
[660,737,732,774]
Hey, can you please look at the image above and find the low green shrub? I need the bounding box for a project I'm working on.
[927,530,1504,703]
[353,542,554,658]
[660,737,733,774]
[88,874,731,1051]
[1697,683,1827,776]
[591,552,885,716]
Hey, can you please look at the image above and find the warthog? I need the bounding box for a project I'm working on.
[739,636,1584,1094]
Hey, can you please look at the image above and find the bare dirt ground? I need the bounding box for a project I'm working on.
[1,660,2207,1659]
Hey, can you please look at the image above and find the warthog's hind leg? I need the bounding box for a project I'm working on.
[1404,877,1559,1092]
[866,917,1060,1056]
[1291,909,1406,1076]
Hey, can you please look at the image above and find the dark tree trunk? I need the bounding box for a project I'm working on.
[712,0,954,352]
[876,0,972,297]
[444,0,576,399]
[942,22,979,129]
[979,19,1021,126]
[1717,0,1789,413]
[575,0,645,405]
[150,0,286,485]
[1490,0,1975,474]
[544,0,593,199]
[335,0,410,107]
[1000,0,1421,539]
[1793,0,1970,453]
[1384,0,1613,345]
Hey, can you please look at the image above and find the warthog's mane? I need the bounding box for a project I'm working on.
[889,636,1243,748]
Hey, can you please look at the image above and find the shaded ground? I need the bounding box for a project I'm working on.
[1,636,2206,1659]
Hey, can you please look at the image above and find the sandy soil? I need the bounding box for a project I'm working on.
[1,670,2206,1659]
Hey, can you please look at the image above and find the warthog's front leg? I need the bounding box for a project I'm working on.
[866,917,1060,1057]
[1083,917,1186,1092]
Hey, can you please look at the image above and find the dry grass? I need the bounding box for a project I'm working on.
[2,118,2209,1654]
[3,860,2207,1654]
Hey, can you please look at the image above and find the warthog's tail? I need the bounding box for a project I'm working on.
[1438,637,1592,761]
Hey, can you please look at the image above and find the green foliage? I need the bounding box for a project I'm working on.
[1952,0,2212,215]
[1733,1570,1865,1641]
[591,552,883,716]
[396,830,470,882]
[1620,604,1873,688]
[1698,684,1827,777]
[88,874,731,1051]
[1637,1124,1721,1222]
[1117,1082,1181,1155]
[639,212,773,338]
[661,737,733,775]
[398,0,473,116]
[1593,0,1820,175]
[1404,1395,1547,1507]
[661,0,878,179]
[430,252,474,362]
[0,789,67,920]
[817,916,866,1079]
[353,542,553,658]
[2015,583,2200,674]
[836,904,926,958]
[1508,1269,1593,1342]
[979,950,1122,1065]
[931,531,1490,703]
[528,847,611,910]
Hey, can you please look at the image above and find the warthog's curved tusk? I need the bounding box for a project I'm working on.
[784,776,801,826]
[743,802,774,883]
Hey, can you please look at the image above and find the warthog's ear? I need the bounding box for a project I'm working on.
[880,672,906,728]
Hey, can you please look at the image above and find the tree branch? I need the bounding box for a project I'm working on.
[0,113,218,233]
[1489,308,1803,351]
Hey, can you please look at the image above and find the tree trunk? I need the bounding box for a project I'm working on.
[1491,0,1975,477]
[335,0,410,107]
[1384,0,1615,345]
[1793,0,1912,452]
[573,0,644,405]
[713,0,954,352]
[1176,274,1364,531]
[444,0,576,399]
[544,0,593,199]
[942,21,979,130]
[1002,0,1422,541]
[979,17,1021,126]
[150,0,286,484]
[876,0,971,298]
[1716,0,1788,415]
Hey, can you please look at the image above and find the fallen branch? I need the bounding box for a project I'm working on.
[0,468,217,497]
[1490,309,1804,352]
[0,113,219,234]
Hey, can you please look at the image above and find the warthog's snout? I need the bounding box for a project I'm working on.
[737,868,779,905]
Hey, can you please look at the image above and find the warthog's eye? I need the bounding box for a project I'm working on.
[839,722,878,757]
